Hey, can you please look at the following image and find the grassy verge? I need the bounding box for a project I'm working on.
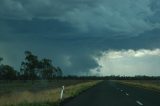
[0,80,91,96]
[115,80,160,93]
[0,80,102,106]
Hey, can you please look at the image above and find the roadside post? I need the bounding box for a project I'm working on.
[60,86,65,100]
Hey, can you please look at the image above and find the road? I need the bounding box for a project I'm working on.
[63,80,160,106]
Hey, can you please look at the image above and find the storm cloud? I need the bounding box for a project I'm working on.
[1,0,160,35]
[0,0,160,76]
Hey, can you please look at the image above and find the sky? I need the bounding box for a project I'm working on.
[0,0,160,76]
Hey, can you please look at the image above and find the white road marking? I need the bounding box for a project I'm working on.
[136,101,143,105]
[125,92,129,96]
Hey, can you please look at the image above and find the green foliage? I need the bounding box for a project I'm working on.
[0,50,63,80]
[56,67,63,77]
[0,57,3,64]
[20,51,39,80]
[39,58,55,79]
[20,51,62,80]
[0,65,17,80]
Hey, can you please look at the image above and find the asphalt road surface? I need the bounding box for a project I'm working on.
[63,80,160,106]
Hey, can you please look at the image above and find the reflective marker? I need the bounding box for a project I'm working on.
[60,86,65,100]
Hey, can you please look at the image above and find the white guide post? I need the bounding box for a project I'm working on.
[60,86,65,100]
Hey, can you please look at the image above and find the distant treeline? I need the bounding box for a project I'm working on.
[0,51,62,80]
[59,75,160,80]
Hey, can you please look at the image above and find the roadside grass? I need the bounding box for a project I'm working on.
[0,80,101,106]
[115,80,160,92]
[5,101,59,106]
[0,80,90,96]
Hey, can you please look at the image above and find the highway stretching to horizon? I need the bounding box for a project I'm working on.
[63,81,160,106]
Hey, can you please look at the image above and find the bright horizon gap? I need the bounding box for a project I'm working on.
[89,49,160,76]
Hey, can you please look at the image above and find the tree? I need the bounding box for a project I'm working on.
[20,50,63,80]
[0,57,18,80]
[20,51,39,80]
[56,67,63,77]
[0,57,3,64]
[0,65,17,80]
[40,58,56,80]
[0,57,3,72]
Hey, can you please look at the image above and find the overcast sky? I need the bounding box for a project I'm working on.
[0,0,160,76]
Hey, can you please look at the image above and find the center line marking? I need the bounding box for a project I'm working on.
[125,93,129,96]
[136,101,143,105]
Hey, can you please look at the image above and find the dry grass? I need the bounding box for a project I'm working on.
[0,80,101,106]
[0,88,60,106]
[116,80,160,92]
[0,80,90,95]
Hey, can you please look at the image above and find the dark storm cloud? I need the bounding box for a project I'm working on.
[0,19,75,36]
[0,0,160,75]
[1,34,160,75]
[1,0,159,35]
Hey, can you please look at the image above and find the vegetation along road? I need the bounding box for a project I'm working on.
[63,80,160,106]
